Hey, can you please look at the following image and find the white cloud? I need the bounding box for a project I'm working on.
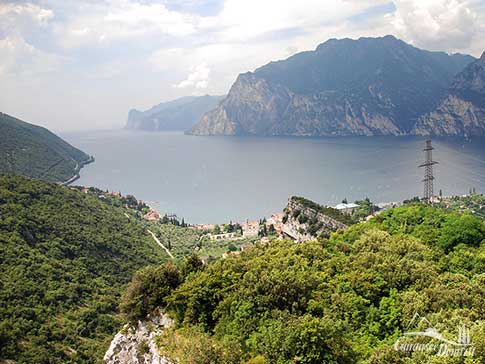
[174,63,211,89]
[207,0,388,42]
[388,0,480,51]
[0,35,65,77]
[0,3,54,26]
[56,1,197,48]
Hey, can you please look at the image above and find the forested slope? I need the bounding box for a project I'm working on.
[0,176,167,363]
[121,204,485,364]
[0,113,92,183]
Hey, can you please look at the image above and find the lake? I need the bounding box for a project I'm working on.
[63,130,485,224]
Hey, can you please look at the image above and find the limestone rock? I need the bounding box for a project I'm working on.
[281,197,348,242]
[104,311,173,364]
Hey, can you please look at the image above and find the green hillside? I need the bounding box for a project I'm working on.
[0,113,92,183]
[123,204,485,364]
[0,176,167,363]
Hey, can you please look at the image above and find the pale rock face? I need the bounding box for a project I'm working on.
[281,197,347,242]
[189,73,403,136]
[413,95,485,136]
[104,311,173,364]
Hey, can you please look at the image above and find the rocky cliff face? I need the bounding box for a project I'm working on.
[414,52,485,136]
[104,311,173,364]
[192,73,403,136]
[281,197,348,242]
[126,95,224,132]
[189,36,475,137]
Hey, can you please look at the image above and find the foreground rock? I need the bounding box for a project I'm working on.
[104,311,173,364]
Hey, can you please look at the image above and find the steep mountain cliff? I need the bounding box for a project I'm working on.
[281,196,350,241]
[414,52,485,136]
[0,112,93,183]
[190,36,475,136]
[126,95,224,131]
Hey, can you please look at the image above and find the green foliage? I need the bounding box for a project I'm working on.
[182,253,204,277]
[157,326,242,364]
[370,205,485,253]
[439,213,485,251]
[120,263,181,322]
[0,112,92,183]
[0,176,167,363]
[154,223,200,258]
[151,205,485,364]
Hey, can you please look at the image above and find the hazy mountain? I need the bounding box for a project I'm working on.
[189,36,475,136]
[0,112,92,183]
[126,95,225,131]
[414,52,485,136]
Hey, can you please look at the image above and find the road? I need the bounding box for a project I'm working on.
[147,229,175,259]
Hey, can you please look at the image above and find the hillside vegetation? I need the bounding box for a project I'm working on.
[0,113,92,183]
[122,204,485,363]
[0,176,167,363]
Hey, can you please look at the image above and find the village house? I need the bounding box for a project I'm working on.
[143,209,160,221]
[242,220,259,238]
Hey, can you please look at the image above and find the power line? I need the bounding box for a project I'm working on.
[419,140,438,201]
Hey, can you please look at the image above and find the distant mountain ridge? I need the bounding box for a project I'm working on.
[126,95,225,131]
[189,35,477,136]
[0,112,92,183]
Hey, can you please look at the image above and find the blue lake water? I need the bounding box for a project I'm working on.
[63,130,485,224]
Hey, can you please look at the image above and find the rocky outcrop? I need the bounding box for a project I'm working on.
[190,36,475,137]
[414,52,485,136]
[104,311,173,364]
[126,95,224,132]
[281,197,348,242]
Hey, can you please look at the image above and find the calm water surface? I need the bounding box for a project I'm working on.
[63,130,485,223]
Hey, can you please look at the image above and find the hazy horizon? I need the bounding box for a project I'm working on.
[1,0,484,132]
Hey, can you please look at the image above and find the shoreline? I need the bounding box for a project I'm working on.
[62,155,95,186]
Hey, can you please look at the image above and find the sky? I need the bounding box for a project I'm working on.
[0,0,484,132]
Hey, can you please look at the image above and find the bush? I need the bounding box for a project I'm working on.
[439,213,485,252]
[120,263,181,322]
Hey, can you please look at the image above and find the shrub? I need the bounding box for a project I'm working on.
[120,263,181,322]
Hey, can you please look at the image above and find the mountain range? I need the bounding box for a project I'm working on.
[0,112,92,183]
[189,35,483,137]
[414,52,485,136]
[126,95,224,131]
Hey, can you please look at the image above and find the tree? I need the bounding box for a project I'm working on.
[183,253,204,277]
[214,225,221,234]
[120,263,181,322]
[439,213,485,252]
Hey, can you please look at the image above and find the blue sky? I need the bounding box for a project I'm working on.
[0,0,484,131]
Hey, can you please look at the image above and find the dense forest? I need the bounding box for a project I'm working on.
[0,176,167,363]
[0,113,92,183]
[122,204,485,363]
[1,175,484,363]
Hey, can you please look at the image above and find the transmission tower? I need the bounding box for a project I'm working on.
[419,140,438,201]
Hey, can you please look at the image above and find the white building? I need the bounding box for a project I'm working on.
[334,202,359,215]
